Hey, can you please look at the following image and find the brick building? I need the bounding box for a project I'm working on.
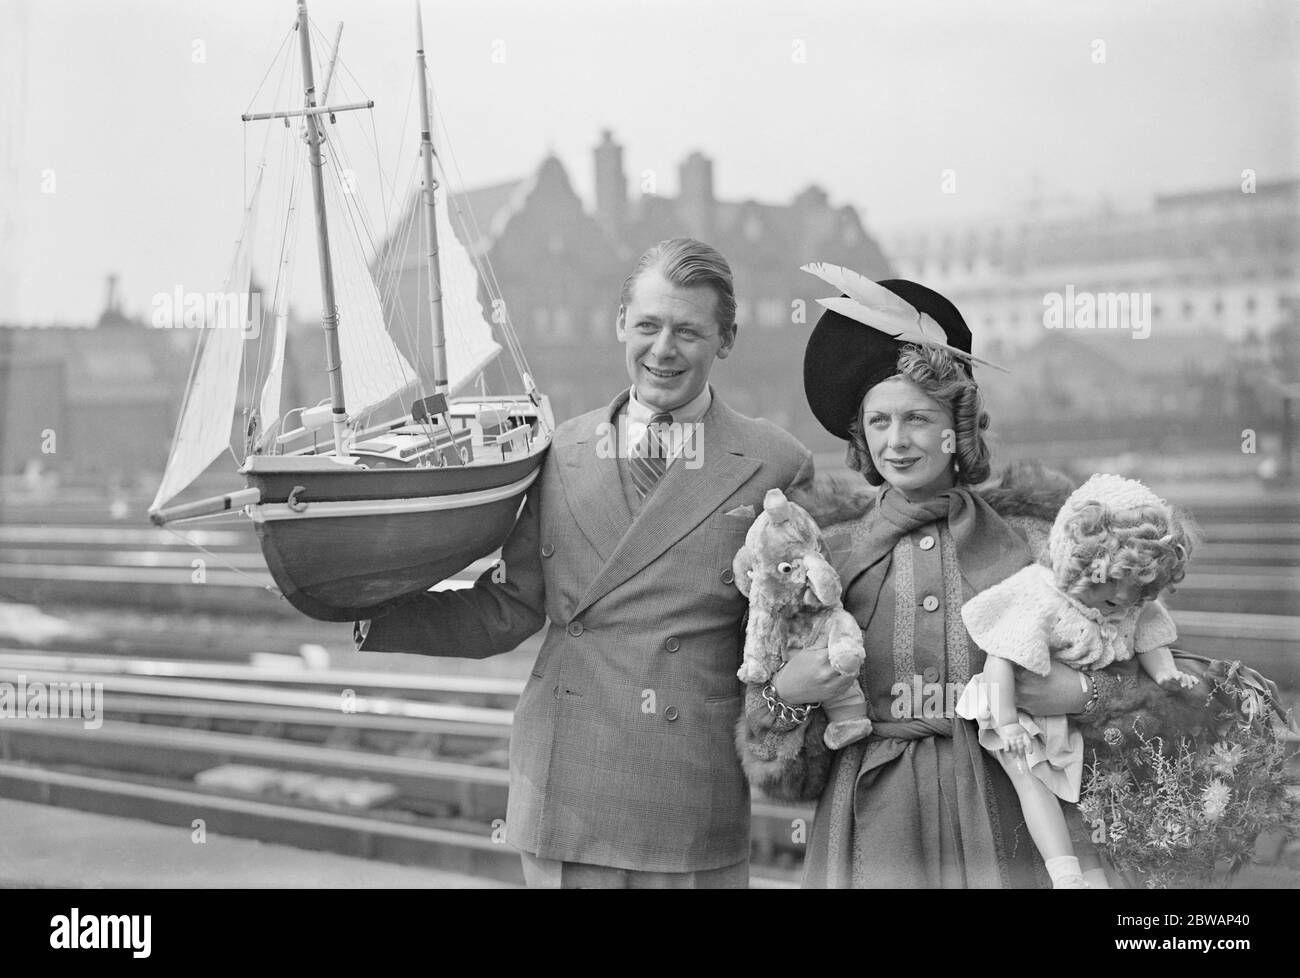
[383,131,893,446]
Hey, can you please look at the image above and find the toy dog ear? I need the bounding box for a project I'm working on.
[803,552,842,607]
[732,545,755,598]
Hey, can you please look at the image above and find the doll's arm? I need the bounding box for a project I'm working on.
[1137,645,1198,690]
[982,655,1031,756]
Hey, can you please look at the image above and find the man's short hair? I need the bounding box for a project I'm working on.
[619,237,737,336]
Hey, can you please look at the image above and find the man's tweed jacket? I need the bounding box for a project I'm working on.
[359,387,812,872]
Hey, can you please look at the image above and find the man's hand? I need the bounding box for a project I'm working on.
[772,645,856,705]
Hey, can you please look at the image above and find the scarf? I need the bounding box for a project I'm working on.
[840,485,1032,632]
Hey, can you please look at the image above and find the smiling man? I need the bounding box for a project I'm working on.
[356,237,813,888]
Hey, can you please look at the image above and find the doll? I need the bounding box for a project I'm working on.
[955,473,1198,888]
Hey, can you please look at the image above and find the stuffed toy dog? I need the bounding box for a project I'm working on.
[733,488,872,749]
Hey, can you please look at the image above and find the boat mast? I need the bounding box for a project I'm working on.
[296,0,350,456]
[415,3,450,395]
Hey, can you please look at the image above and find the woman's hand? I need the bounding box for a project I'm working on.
[1016,659,1089,716]
[772,646,857,705]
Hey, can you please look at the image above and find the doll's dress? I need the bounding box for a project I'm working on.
[954,563,1178,802]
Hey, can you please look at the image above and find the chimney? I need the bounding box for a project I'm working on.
[676,151,715,241]
[104,272,120,314]
[593,129,627,234]
[98,272,127,327]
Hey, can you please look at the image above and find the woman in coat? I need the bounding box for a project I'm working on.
[740,276,1125,888]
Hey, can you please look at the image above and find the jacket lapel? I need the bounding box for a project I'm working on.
[573,391,760,616]
[555,390,633,563]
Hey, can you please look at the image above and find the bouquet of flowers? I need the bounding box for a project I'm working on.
[1078,655,1300,889]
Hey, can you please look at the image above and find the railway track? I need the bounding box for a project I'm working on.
[3,652,1296,888]
[0,657,810,886]
[0,493,1295,886]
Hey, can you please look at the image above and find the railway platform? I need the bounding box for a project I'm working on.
[0,797,512,888]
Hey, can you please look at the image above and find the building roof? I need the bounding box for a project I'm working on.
[376,140,893,289]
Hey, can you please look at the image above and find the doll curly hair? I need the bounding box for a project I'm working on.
[1051,499,1199,601]
[845,344,992,486]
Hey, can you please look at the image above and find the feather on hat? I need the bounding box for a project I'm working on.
[801,266,1005,440]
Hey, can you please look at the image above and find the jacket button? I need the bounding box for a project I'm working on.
[541,543,555,558]
[721,568,735,585]
[664,636,680,653]
[567,620,584,636]
[922,595,939,612]
[664,706,679,722]
[922,666,940,683]
[918,535,935,551]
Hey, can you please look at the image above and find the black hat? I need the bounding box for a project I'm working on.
[802,272,992,441]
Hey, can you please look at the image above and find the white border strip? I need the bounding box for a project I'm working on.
[247,470,539,523]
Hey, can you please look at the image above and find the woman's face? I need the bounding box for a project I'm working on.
[860,376,956,501]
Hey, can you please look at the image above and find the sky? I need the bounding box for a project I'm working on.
[1,0,1296,324]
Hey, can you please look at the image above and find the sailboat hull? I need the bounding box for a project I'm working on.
[245,450,544,621]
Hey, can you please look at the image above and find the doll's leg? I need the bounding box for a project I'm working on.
[999,755,1088,888]
[1067,804,1112,889]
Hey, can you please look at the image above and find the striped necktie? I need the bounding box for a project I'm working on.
[629,411,674,500]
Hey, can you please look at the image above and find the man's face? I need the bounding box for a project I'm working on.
[616,267,734,413]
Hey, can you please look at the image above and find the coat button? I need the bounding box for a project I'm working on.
[918,535,935,551]
[567,620,584,636]
[922,666,940,683]
[721,568,735,585]
[922,595,939,612]
[664,706,679,722]
[541,543,555,558]
[664,636,681,653]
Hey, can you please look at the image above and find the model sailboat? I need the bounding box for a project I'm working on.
[149,0,553,622]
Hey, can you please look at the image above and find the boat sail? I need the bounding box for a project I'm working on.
[150,0,553,623]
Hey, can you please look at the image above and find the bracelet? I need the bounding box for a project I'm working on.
[761,682,819,724]
[1079,671,1103,720]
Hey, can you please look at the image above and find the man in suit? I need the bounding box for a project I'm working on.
[356,237,812,887]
